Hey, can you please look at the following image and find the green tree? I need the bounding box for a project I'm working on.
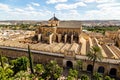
[0,67,8,80]
[67,76,75,80]
[93,72,103,80]
[28,45,34,74]
[87,45,103,75]
[44,60,63,80]
[35,64,45,76]
[5,68,14,78]
[38,77,44,80]
[0,55,8,69]
[81,74,89,80]
[104,76,112,80]
[68,69,78,79]
[14,71,29,80]
[76,60,83,71]
[0,66,14,80]
[11,56,28,74]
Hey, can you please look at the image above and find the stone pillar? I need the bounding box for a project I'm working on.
[58,34,61,43]
[71,34,73,43]
[38,34,41,42]
[94,63,98,72]
[64,34,67,43]
[63,59,66,68]
[82,61,87,71]
[106,63,111,75]
[78,34,81,43]
[49,34,53,44]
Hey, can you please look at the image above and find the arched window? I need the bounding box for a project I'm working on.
[87,64,93,72]
[98,66,105,74]
[109,68,117,76]
[66,61,73,69]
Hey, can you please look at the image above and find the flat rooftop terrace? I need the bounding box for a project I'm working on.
[0,41,80,54]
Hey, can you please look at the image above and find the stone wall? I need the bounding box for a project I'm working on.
[0,47,120,78]
[81,60,120,77]
[0,48,64,66]
[57,28,81,35]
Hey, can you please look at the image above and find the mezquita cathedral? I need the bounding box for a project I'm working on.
[0,15,120,78]
[34,15,120,78]
[36,14,82,44]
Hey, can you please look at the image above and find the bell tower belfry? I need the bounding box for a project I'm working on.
[48,14,59,27]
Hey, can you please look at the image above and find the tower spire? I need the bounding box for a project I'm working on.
[49,13,59,21]
[54,13,55,17]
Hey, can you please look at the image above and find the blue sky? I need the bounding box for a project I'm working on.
[0,0,120,20]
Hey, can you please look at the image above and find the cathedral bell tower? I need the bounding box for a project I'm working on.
[48,14,59,27]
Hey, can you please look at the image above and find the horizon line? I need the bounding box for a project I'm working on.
[0,19,120,21]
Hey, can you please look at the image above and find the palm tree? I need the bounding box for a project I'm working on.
[87,45,103,76]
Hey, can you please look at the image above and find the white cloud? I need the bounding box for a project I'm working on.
[55,1,120,20]
[1,9,52,20]
[82,0,95,3]
[55,2,87,10]
[0,6,52,20]
[0,0,120,20]
[0,3,11,11]
[83,3,120,20]
[0,3,51,20]
[70,10,80,15]
[14,8,24,12]
[75,0,120,20]
[46,0,67,4]
[81,0,115,3]
[31,2,40,6]
[56,10,81,20]
[26,4,35,10]
[96,0,115,3]
[97,3,120,9]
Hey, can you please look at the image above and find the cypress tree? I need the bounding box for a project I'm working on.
[28,45,34,74]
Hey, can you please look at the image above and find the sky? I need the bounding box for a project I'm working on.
[0,0,120,20]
